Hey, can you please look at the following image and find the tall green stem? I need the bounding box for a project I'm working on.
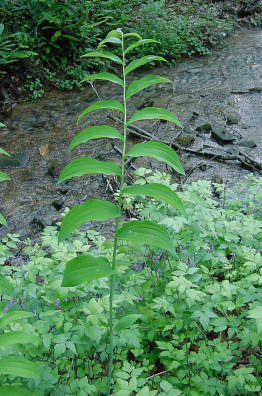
[106,31,127,396]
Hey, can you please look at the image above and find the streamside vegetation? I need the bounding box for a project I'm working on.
[1,28,262,396]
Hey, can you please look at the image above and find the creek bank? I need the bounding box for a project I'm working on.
[0,30,262,239]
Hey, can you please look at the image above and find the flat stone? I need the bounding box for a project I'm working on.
[196,123,212,133]
[0,152,29,168]
[239,140,257,148]
[211,125,235,144]
[226,111,241,125]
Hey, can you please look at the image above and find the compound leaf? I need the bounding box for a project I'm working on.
[122,183,185,213]
[126,75,171,100]
[59,199,120,242]
[78,100,124,122]
[127,107,182,127]
[117,220,175,256]
[62,255,112,287]
[58,158,121,183]
[69,125,123,151]
[126,141,185,175]
[115,314,142,331]
[125,55,166,75]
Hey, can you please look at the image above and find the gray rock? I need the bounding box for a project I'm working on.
[239,140,257,148]
[196,123,212,133]
[211,125,235,144]
[0,152,29,168]
[226,111,241,125]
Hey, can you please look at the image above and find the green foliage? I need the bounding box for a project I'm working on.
[1,174,262,394]
[0,123,9,226]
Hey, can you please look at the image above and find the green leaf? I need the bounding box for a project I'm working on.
[98,36,122,47]
[122,183,185,213]
[58,199,120,242]
[0,274,14,296]
[0,170,10,181]
[127,107,182,127]
[0,24,4,36]
[0,311,33,328]
[62,255,113,287]
[81,72,123,86]
[0,213,7,227]
[125,55,166,75]
[126,75,171,100]
[78,100,124,122]
[51,30,61,42]
[117,220,175,256]
[69,125,123,151]
[58,158,121,183]
[0,331,38,348]
[106,30,122,39]
[0,148,10,156]
[114,314,142,331]
[0,386,34,396]
[124,32,142,40]
[81,50,122,64]
[0,357,40,379]
[125,39,159,55]
[126,142,185,175]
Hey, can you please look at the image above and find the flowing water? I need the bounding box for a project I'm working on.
[1,30,262,238]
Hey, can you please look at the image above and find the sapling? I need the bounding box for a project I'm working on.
[58,28,185,394]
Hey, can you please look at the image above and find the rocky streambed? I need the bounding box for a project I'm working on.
[1,30,262,239]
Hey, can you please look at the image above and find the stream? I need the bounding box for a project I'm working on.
[1,29,262,239]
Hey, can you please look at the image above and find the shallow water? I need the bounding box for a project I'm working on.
[1,30,262,238]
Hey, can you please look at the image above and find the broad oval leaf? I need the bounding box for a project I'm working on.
[59,199,120,242]
[98,36,122,47]
[78,100,124,122]
[0,171,10,182]
[81,50,122,64]
[126,75,171,100]
[0,386,34,396]
[114,314,142,331]
[0,356,40,379]
[0,148,10,156]
[62,255,112,287]
[125,39,159,55]
[81,72,123,86]
[0,274,14,296]
[58,158,121,183]
[126,142,185,175]
[106,30,122,39]
[124,32,142,40]
[125,55,166,75]
[117,220,175,256]
[0,213,7,227]
[0,311,33,328]
[0,331,38,348]
[122,183,185,213]
[69,125,123,152]
[127,107,182,127]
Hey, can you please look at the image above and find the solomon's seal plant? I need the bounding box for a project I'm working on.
[58,28,185,394]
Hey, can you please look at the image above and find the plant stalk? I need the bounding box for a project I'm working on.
[106,31,127,396]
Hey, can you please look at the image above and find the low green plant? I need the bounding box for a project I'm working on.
[57,29,185,394]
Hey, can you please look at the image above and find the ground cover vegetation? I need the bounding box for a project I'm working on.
[1,27,262,396]
[1,0,256,101]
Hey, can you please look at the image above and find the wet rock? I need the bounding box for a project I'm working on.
[52,199,63,211]
[196,123,212,133]
[211,125,235,144]
[177,133,195,147]
[239,140,257,148]
[47,160,63,177]
[249,86,262,93]
[30,217,46,233]
[0,152,29,168]
[226,111,241,125]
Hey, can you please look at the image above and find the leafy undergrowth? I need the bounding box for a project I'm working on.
[1,171,262,395]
